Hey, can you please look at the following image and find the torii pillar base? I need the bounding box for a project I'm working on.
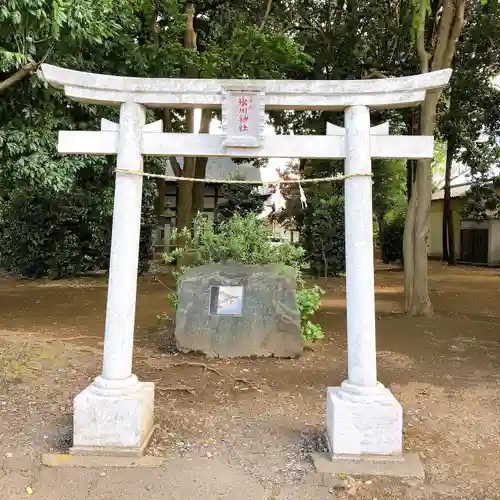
[326,383,403,456]
[70,379,155,457]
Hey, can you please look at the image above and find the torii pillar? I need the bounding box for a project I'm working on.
[41,64,451,458]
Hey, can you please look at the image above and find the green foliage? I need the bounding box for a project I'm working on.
[296,285,325,341]
[0,0,312,282]
[0,0,308,278]
[0,0,126,73]
[164,213,323,341]
[167,213,308,275]
[299,195,345,277]
[0,179,156,278]
[0,73,157,278]
[0,188,112,278]
[462,179,500,221]
[438,0,500,178]
[216,176,265,224]
[372,158,407,223]
[379,209,406,264]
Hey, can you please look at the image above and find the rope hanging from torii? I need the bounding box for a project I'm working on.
[113,169,374,210]
[113,169,373,184]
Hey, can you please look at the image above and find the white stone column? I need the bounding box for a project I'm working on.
[98,101,145,387]
[325,105,403,457]
[343,105,377,388]
[71,102,155,456]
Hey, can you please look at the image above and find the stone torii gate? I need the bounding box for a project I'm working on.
[41,64,451,458]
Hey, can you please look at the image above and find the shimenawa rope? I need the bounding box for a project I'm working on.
[114,169,372,184]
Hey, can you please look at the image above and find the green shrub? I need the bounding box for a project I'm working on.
[296,285,325,341]
[0,181,156,278]
[379,210,405,264]
[461,181,500,221]
[164,213,324,341]
[299,195,345,277]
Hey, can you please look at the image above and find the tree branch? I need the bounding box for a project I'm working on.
[363,69,390,79]
[297,12,330,45]
[442,0,466,68]
[0,63,35,94]
[150,9,159,46]
[432,0,454,70]
[416,0,429,73]
[157,108,182,177]
[260,0,273,30]
[0,40,55,95]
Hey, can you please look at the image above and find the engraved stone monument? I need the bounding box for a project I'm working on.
[174,262,302,358]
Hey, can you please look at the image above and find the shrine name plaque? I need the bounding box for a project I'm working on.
[221,85,265,152]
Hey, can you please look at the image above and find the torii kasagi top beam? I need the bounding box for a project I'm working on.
[42,64,450,110]
[41,64,451,160]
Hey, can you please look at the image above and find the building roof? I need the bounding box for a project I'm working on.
[432,182,471,201]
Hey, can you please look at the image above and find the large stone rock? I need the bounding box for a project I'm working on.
[174,262,302,358]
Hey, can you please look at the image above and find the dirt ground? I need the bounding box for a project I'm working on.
[1,262,500,499]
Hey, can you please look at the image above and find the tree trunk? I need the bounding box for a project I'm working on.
[191,109,213,218]
[406,160,414,201]
[405,111,419,201]
[176,2,197,233]
[404,95,437,317]
[177,114,196,232]
[442,205,449,262]
[404,0,466,316]
[406,91,439,316]
[442,138,456,264]
[447,200,456,266]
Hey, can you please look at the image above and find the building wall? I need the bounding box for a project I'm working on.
[156,183,298,249]
[488,220,500,265]
[460,219,500,266]
[268,221,300,243]
[427,198,463,260]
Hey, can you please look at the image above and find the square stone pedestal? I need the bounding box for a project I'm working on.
[326,385,403,456]
[70,381,155,457]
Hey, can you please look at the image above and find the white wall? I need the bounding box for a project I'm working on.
[488,220,500,265]
[428,211,442,257]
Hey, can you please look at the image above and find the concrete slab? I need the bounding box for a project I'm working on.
[311,451,424,478]
[41,453,166,468]
[90,457,269,500]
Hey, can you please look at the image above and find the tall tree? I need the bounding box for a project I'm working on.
[403,0,466,316]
